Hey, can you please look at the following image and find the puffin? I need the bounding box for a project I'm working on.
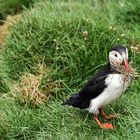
[63,45,132,129]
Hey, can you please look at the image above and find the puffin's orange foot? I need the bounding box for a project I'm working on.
[99,108,118,120]
[99,122,113,129]
[102,114,117,120]
[94,116,114,129]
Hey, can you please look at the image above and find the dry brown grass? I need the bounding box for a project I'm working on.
[13,64,61,106]
[0,14,20,46]
[15,73,49,106]
[112,61,138,82]
[130,44,140,53]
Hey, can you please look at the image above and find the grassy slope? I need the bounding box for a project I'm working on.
[0,0,33,23]
[0,0,140,139]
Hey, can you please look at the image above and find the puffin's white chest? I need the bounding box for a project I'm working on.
[99,74,128,105]
[89,74,129,114]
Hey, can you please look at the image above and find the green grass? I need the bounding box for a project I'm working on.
[0,0,140,139]
[0,0,33,23]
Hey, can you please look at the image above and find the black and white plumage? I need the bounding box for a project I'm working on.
[63,45,132,129]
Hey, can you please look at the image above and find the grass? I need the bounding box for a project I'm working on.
[0,0,33,23]
[0,0,140,139]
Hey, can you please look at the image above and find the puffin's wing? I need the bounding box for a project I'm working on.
[63,64,111,109]
[79,72,108,99]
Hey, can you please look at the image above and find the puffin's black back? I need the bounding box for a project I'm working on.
[63,63,113,109]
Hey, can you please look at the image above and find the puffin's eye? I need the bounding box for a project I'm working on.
[115,53,117,57]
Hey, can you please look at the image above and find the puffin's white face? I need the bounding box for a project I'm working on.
[109,47,130,72]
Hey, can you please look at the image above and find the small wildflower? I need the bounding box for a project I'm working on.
[130,46,134,49]
[60,2,64,6]
[117,38,120,41]
[53,39,57,42]
[130,45,139,52]
[120,2,124,7]
[86,18,89,22]
[83,17,86,20]
[82,31,88,39]
[109,26,113,30]
[113,27,117,31]
[56,47,59,50]
[135,47,138,51]
[121,34,125,37]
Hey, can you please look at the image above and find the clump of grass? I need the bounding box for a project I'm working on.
[111,59,138,81]
[15,73,49,106]
[12,63,61,107]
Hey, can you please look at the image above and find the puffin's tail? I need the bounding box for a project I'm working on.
[62,93,80,107]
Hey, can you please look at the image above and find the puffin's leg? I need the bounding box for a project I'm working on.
[99,108,116,120]
[93,115,113,129]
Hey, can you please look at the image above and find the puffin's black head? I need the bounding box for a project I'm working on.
[109,45,131,72]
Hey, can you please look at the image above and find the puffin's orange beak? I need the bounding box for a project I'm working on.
[123,54,131,72]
